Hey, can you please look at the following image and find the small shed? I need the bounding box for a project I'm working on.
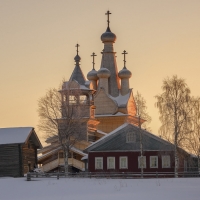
[0,127,42,177]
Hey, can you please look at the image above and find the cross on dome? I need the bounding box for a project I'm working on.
[75,43,80,55]
[105,10,111,28]
[91,52,97,70]
[122,50,128,68]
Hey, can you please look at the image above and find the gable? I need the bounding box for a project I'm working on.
[94,88,118,115]
[87,124,173,152]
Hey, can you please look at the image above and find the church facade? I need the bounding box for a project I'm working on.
[38,11,191,174]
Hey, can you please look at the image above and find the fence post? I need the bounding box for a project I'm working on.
[57,173,59,180]
[27,173,31,181]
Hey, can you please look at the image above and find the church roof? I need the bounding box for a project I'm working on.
[69,65,86,85]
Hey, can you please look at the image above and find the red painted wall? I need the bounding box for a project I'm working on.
[88,151,179,173]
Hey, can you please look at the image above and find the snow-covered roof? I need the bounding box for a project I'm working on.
[110,91,130,107]
[97,130,107,135]
[0,127,34,145]
[71,146,87,156]
[95,112,128,118]
[38,146,62,160]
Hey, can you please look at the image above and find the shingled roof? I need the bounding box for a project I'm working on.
[84,123,174,152]
[69,65,86,85]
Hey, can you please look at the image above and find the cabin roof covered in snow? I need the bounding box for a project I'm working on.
[0,127,42,148]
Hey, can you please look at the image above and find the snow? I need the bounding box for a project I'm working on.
[0,127,33,145]
[0,177,199,200]
[110,92,130,107]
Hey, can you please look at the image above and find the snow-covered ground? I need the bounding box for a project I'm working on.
[0,177,200,200]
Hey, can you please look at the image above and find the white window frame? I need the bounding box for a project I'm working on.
[79,95,87,104]
[120,156,128,169]
[150,156,158,168]
[69,95,77,104]
[162,155,170,168]
[126,132,136,143]
[107,157,115,169]
[95,157,103,170]
[138,156,146,168]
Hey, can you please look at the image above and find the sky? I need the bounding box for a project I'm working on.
[1,0,200,144]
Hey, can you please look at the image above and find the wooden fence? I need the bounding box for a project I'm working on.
[26,171,200,181]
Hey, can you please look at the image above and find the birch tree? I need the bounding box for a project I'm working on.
[185,97,200,173]
[155,75,193,177]
[134,91,152,131]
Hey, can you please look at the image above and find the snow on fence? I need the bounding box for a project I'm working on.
[26,171,200,181]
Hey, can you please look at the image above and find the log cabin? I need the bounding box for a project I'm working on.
[0,127,42,177]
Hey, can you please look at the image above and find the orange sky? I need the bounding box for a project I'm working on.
[1,0,200,144]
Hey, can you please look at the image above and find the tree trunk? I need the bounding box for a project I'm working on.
[198,155,200,174]
[64,148,68,176]
[174,144,178,178]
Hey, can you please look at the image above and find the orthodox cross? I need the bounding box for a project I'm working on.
[122,50,128,68]
[105,10,111,28]
[91,52,97,70]
[75,43,80,55]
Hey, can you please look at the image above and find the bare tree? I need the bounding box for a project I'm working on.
[155,75,193,177]
[38,82,88,173]
[38,88,61,138]
[185,97,200,173]
[135,91,152,131]
[134,91,152,178]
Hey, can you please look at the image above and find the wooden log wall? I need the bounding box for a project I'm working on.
[0,144,23,177]
[22,142,37,174]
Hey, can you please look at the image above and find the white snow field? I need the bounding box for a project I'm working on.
[0,177,200,200]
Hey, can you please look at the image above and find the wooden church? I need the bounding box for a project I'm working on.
[37,11,192,174]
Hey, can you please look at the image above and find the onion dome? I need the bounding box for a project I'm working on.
[97,67,111,78]
[74,54,81,63]
[118,67,132,79]
[87,69,98,80]
[101,27,116,43]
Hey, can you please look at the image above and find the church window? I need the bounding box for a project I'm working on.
[95,157,103,169]
[107,157,115,169]
[69,95,77,104]
[79,95,87,104]
[126,132,136,143]
[162,155,170,168]
[150,156,158,168]
[120,156,128,169]
[138,156,146,168]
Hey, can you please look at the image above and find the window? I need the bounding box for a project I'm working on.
[138,156,146,168]
[120,157,128,169]
[69,95,77,104]
[150,156,158,168]
[162,155,170,168]
[95,157,103,170]
[107,157,115,169]
[126,132,136,143]
[79,95,87,104]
